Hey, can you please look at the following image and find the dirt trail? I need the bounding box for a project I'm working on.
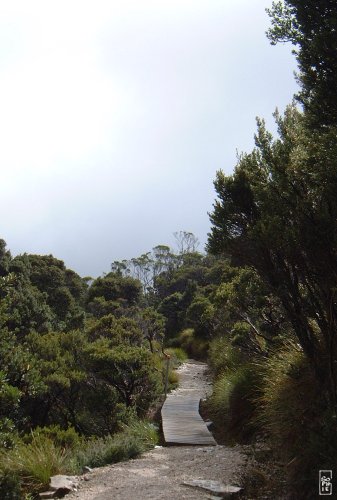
[67,361,248,500]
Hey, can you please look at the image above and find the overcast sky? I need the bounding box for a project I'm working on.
[0,0,297,277]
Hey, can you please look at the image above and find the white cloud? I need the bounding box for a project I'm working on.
[0,0,297,276]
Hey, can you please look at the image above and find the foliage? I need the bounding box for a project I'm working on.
[176,328,208,360]
[0,470,22,500]
[0,434,70,493]
[256,343,337,498]
[73,420,158,469]
[85,342,162,411]
[164,347,188,365]
[9,254,87,331]
[23,425,82,450]
[167,369,179,386]
[87,272,142,308]
[266,0,337,128]
[208,361,261,443]
[208,336,243,377]
[0,420,158,497]
[208,104,337,410]
[136,307,165,352]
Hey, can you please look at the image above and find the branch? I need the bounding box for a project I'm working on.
[239,313,275,343]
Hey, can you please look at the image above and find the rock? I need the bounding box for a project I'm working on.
[49,475,79,496]
[39,492,56,499]
[82,466,93,474]
[205,420,215,431]
[183,480,243,498]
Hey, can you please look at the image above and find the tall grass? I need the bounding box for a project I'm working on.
[74,420,158,469]
[208,363,260,443]
[256,341,337,498]
[164,347,187,365]
[0,434,70,493]
[0,419,158,497]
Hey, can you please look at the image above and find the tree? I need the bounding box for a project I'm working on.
[1,273,54,336]
[0,239,11,277]
[9,254,87,330]
[174,231,199,255]
[87,314,143,346]
[266,1,337,128]
[137,308,165,352]
[87,273,142,307]
[85,342,161,412]
[208,105,337,408]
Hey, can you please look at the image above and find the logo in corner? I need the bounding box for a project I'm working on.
[319,470,332,496]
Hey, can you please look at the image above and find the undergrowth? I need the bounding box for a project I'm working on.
[0,419,158,498]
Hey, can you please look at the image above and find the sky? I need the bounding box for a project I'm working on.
[0,0,297,278]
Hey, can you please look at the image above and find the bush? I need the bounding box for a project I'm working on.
[0,418,19,450]
[0,470,22,499]
[0,419,158,497]
[177,329,208,359]
[208,336,242,376]
[23,425,82,450]
[168,370,179,386]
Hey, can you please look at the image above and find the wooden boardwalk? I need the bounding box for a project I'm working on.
[161,361,216,446]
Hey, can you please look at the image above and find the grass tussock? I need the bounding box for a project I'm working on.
[255,342,317,451]
[0,434,70,494]
[208,363,260,443]
[74,420,158,469]
[164,347,187,365]
[168,370,179,385]
[256,342,337,498]
[0,419,158,498]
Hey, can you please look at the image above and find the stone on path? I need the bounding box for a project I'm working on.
[49,475,79,496]
[183,479,243,498]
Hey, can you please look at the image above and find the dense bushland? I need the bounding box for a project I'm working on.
[0,234,208,497]
[0,243,168,497]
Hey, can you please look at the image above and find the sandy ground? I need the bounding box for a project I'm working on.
[66,361,248,500]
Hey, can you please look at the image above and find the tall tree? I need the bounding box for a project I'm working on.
[208,105,337,408]
[267,0,337,128]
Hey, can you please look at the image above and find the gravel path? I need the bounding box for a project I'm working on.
[67,361,248,500]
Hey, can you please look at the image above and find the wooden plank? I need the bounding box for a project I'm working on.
[161,365,216,446]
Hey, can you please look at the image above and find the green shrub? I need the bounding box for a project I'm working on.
[256,344,316,450]
[168,370,179,386]
[178,329,208,359]
[0,418,19,450]
[208,336,242,376]
[0,470,22,499]
[23,425,82,450]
